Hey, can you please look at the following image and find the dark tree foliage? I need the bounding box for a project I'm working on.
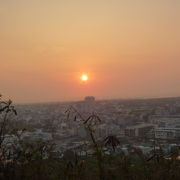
[104,135,120,151]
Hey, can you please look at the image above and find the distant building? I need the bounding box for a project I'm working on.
[76,96,96,115]
[22,130,53,142]
[155,128,180,140]
[125,124,155,137]
[84,96,95,102]
[150,116,180,128]
[77,125,87,138]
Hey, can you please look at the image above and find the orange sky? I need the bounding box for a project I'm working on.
[0,0,180,103]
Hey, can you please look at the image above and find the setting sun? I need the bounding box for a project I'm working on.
[81,74,88,82]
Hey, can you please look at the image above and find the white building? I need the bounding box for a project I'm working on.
[22,130,53,142]
[155,128,180,140]
[125,124,155,137]
[150,116,180,128]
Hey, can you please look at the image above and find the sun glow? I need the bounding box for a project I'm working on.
[81,74,88,82]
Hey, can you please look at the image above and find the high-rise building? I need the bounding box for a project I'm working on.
[76,96,96,115]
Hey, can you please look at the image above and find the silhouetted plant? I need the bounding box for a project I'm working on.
[104,135,120,152]
[0,98,17,148]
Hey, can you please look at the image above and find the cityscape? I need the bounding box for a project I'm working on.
[1,0,180,179]
[6,96,179,159]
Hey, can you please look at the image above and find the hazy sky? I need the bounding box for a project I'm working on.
[0,0,180,103]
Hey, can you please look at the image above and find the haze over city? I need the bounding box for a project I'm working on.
[1,1,180,179]
[1,0,180,103]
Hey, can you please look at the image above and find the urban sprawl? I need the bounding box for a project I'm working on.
[4,97,180,159]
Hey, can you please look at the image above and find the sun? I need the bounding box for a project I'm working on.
[81,74,88,82]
